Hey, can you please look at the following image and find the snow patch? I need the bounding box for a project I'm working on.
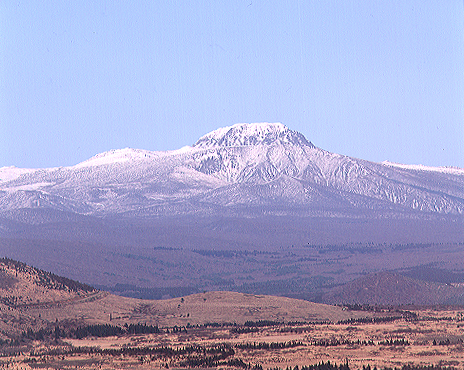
[0,166,38,183]
[382,161,464,175]
[4,182,55,192]
[73,148,160,168]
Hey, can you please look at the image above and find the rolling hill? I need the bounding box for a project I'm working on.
[0,258,371,339]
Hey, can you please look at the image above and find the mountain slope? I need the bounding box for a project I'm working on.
[323,271,464,306]
[1,122,463,223]
[0,257,372,337]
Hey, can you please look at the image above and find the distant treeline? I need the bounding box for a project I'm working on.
[308,242,464,255]
[336,314,415,325]
[21,323,161,341]
[270,363,350,370]
[235,341,303,350]
[311,338,375,347]
[18,321,458,352]
[28,343,237,363]
[20,341,460,370]
[192,249,273,258]
[271,365,456,370]
[315,244,383,254]
[74,323,161,338]
[244,319,282,327]
[391,243,435,251]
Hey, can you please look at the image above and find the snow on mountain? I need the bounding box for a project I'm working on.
[0,123,463,222]
[74,148,161,168]
[193,122,314,148]
[382,161,464,175]
[0,166,39,183]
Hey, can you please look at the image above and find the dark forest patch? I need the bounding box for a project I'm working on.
[398,266,464,284]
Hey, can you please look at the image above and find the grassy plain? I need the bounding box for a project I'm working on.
[2,256,464,369]
[2,299,464,369]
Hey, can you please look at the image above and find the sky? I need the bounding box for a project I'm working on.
[1,1,463,169]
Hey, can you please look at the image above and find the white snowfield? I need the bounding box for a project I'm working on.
[1,123,463,221]
[0,166,40,182]
[382,161,464,175]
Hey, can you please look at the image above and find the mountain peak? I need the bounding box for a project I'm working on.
[193,122,314,149]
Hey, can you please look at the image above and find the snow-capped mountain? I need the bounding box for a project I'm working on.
[1,122,463,223]
[193,122,313,148]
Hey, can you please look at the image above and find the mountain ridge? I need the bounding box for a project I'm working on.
[0,123,463,223]
[4,122,462,173]
[0,123,462,304]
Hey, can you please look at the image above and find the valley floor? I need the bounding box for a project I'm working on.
[1,307,464,370]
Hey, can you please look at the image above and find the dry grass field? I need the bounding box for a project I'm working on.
[2,258,464,369]
[2,296,464,369]
[1,307,464,369]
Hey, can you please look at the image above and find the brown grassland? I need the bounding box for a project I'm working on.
[2,294,464,369]
[1,258,464,369]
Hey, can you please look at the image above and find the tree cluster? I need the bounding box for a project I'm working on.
[337,316,403,325]
[270,361,350,370]
[21,323,161,341]
[378,338,410,346]
[311,338,374,347]
[235,341,303,350]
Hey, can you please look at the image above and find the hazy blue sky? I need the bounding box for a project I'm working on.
[1,1,463,168]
